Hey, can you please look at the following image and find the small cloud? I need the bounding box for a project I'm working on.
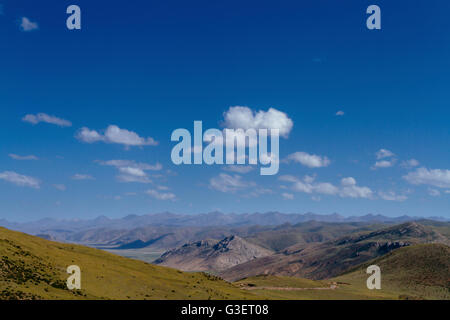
[401,159,420,169]
[378,191,408,202]
[146,189,176,201]
[9,154,38,161]
[72,174,94,180]
[0,4,4,15]
[376,149,395,160]
[281,193,294,200]
[0,171,40,188]
[22,113,71,127]
[372,159,396,169]
[335,110,345,116]
[76,125,158,148]
[97,159,162,184]
[285,152,331,168]
[280,175,373,199]
[428,188,441,197]
[20,17,39,32]
[209,173,254,193]
[53,184,66,191]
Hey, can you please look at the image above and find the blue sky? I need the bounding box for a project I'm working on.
[1,0,449,221]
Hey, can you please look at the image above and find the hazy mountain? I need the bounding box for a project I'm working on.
[2,212,446,242]
[154,235,273,273]
[219,222,449,282]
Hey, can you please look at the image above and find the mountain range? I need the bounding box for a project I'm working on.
[1,212,447,244]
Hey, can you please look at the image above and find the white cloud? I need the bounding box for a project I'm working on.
[117,175,151,184]
[98,159,162,184]
[376,149,395,159]
[53,184,66,191]
[378,191,408,202]
[336,110,345,116]
[72,174,94,180]
[401,159,420,168]
[0,5,4,15]
[20,17,39,32]
[223,106,293,138]
[118,167,146,177]
[403,167,450,189]
[146,189,176,201]
[99,160,162,171]
[372,159,396,169]
[286,152,330,168]
[280,175,373,199]
[22,113,71,127]
[339,177,374,199]
[9,154,38,161]
[76,125,158,147]
[0,171,40,188]
[428,188,441,197]
[222,165,254,174]
[209,173,254,193]
[77,127,103,143]
[281,193,294,200]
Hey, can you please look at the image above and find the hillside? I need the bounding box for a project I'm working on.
[154,235,272,273]
[334,244,450,300]
[0,227,257,300]
[220,222,449,281]
[244,221,385,252]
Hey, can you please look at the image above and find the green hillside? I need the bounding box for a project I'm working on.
[334,243,450,300]
[0,227,256,300]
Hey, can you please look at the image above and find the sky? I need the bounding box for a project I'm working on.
[0,0,449,222]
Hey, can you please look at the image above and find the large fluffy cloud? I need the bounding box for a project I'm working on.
[223,106,293,138]
[286,152,330,168]
[403,167,450,189]
[77,125,158,147]
[22,113,71,127]
[0,171,40,188]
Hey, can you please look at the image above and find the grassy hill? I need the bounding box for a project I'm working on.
[0,227,257,300]
[244,221,386,252]
[220,222,448,281]
[334,243,450,300]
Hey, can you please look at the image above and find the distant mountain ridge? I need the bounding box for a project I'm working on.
[1,212,447,239]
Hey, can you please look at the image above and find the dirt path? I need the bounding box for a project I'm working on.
[242,284,338,291]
